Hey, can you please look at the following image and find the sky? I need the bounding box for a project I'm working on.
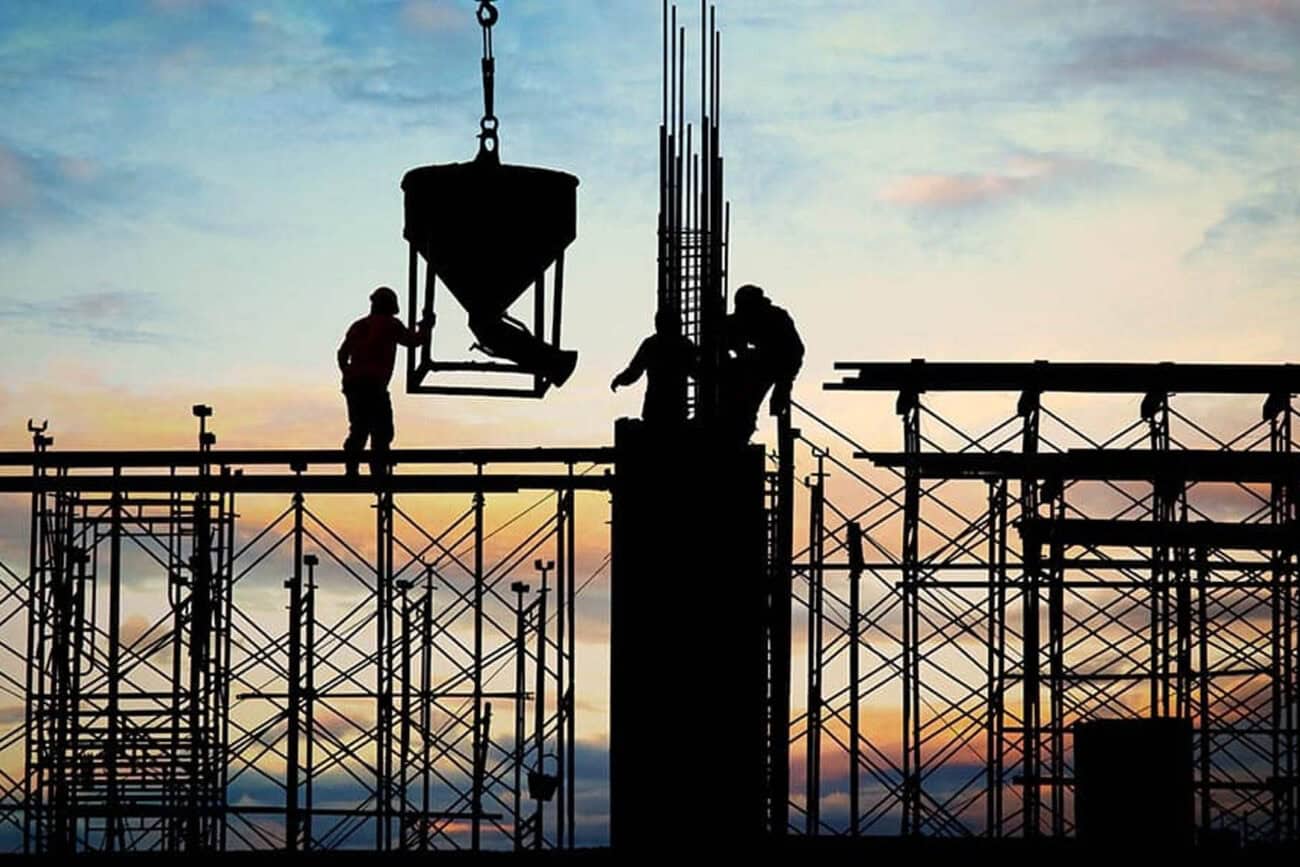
[1,0,1298,451]
[0,0,1298,847]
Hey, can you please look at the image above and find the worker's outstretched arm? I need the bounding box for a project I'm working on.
[610,341,649,391]
[394,313,436,348]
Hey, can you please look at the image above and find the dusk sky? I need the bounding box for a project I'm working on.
[2,0,1297,450]
[0,1,1296,846]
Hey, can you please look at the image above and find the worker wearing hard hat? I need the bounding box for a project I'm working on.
[337,286,434,477]
[723,284,804,441]
[610,308,699,424]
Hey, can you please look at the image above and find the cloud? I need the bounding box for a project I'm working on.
[1190,166,1300,270]
[400,1,466,33]
[1174,0,1300,27]
[0,289,172,344]
[0,139,203,241]
[877,152,1118,210]
[1060,33,1288,82]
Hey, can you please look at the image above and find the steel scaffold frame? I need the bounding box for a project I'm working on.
[0,439,608,853]
[785,361,1299,843]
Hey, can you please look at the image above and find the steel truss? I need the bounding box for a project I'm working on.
[0,436,610,853]
[785,361,1299,843]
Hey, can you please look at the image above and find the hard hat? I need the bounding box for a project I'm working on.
[734,284,766,308]
[370,286,400,314]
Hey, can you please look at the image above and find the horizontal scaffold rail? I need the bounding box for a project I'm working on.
[860,449,1300,483]
[0,472,609,494]
[1019,517,1298,551]
[826,359,1300,394]
[0,445,615,468]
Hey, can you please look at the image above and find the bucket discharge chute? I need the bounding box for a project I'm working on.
[402,0,580,398]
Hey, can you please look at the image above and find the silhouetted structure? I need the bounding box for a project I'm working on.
[4,0,1299,856]
[1074,717,1194,845]
[781,360,1300,842]
[338,286,432,476]
[401,0,580,398]
[5,411,602,853]
[609,3,794,851]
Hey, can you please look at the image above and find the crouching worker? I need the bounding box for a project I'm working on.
[610,309,698,425]
[722,284,804,443]
[337,286,433,477]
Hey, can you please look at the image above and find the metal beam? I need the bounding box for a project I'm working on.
[0,446,615,469]
[827,360,1300,395]
[1019,517,1298,551]
[0,473,610,494]
[860,449,1300,483]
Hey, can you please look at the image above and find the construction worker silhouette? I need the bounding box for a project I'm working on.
[611,309,699,424]
[337,286,433,477]
[723,284,804,441]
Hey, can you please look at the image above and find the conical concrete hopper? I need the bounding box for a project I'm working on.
[402,158,578,321]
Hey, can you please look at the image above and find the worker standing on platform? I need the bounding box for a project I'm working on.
[723,284,804,441]
[337,286,433,477]
[610,309,698,425]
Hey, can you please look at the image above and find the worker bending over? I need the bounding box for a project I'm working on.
[723,284,804,442]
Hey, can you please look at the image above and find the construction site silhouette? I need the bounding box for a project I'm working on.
[0,0,1296,862]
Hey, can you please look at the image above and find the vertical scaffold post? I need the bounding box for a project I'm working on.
[770,405,796,834]
[1143,390,1173,718]
[471,476,486,851]
[846,521,863,837]
[375,488,395,850]
[899,386,921,835]
[303,552,319,851]
[419,567,434,852]
[24,421,51,854]
[398,577,413,850]
[510,580,530,852]
[804,448,826,834]
[554,489,568,847]
[285,487,305,851]
[1017,384,1041,837]
[107,465,124,852]
[1266,390,1295,838]
[565,466,577,849]
[1047,495,1065,836]
[1195,545,1211,832]
[985,478,1006,837]
[533,557,551,851]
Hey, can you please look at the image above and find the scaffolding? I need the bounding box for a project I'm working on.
[783,361,1299,843]
[0,426,609,853]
